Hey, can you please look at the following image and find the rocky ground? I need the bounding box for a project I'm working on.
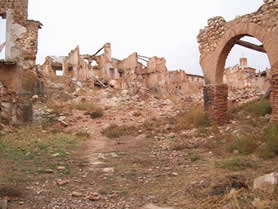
[0,85,278,209]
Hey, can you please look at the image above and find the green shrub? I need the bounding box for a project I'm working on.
[264,123,278,155]
[243,99,272,116]
[228,135,258,155]
[217,158,259,171]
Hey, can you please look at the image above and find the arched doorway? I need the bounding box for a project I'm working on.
[197,2,278,124]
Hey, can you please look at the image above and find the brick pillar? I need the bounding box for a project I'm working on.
[271,70,278,121]
[204,83,228,125]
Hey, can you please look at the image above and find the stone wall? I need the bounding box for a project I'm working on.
[0,0,42,124]
[41,44,205,101]
[0,0,28,23]
[197,1,278,56]
[197,0,278,123]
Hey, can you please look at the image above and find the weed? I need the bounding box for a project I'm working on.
[89,107,103,119]
[259,147,276,160]
[174,107,210,131]
[102,124,136,138]
[194,127,210,137]
[228,135,258,155]
[75,103,103,119]
[262,122,278,158]
[243,99,272,117]
[75,129,90,138]
[216,158,259,171]
[190,154,201,162]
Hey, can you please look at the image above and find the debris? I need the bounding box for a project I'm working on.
[56,180,70,186]
[254,172,278,193]
[72,192,83,197]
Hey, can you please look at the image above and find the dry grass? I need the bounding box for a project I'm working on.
[228,135,258,155]
[174,107,210,131]
[216,158,259,171]
[75,103,103,119]
[102,124,136,138]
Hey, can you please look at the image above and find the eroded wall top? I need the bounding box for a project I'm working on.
[0,0,28,23]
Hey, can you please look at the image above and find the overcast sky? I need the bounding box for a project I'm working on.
[0,0,271,75]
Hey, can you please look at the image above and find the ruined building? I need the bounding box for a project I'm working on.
[198,0,278,124]
[0,0,42,124]
[41,43,204,100]
[224,57,270,91]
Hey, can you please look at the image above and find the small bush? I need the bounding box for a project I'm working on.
[175,107,210,131]
[259,147,276,160]
[89,107,103,119]
[243,99,272,116]
[102,124,135,138]
[75,129,90,138]
[228,135,258,155]
[190,154,201,162]
[75,103,103,119]
[217,158,259,171]
[264,123,278,155]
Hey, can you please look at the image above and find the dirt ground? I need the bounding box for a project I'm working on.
[1,91,278,209]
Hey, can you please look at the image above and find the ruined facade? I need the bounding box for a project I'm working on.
[0,0,42,124]
[41,43,205,99]
[197,0,278,124]
[224,57,270,91]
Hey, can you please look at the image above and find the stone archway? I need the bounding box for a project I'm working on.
[197,0,278,124]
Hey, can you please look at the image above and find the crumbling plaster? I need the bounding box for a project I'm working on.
[0,0,42,124]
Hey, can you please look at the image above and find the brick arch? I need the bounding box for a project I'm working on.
[198,1,278,124]
[200,22,278,85]
[214,23,277,84]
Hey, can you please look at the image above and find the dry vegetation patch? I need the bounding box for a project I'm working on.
[102,124,137,139]
[75,103,104,119]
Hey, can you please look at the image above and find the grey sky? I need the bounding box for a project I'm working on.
[0,0,271,75]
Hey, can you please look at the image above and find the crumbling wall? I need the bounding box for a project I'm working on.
[41,43,204,100]
[256,70,271,91]
[118,53,138,73]
[0,0,42,124]
[146,57,167,73]
[0,0,28,23]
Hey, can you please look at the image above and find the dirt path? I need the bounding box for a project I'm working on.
[67,110,111,163]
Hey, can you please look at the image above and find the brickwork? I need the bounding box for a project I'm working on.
[198,0,278,123]
[271,63,278,121]
[204,84,228,125]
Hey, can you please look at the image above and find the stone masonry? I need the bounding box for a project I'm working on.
[0,0,42,124]
[197,0,278,124]
[41,44,205,101]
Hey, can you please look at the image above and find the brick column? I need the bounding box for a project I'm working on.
[203,83,228,125]
[271,70,278,121]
